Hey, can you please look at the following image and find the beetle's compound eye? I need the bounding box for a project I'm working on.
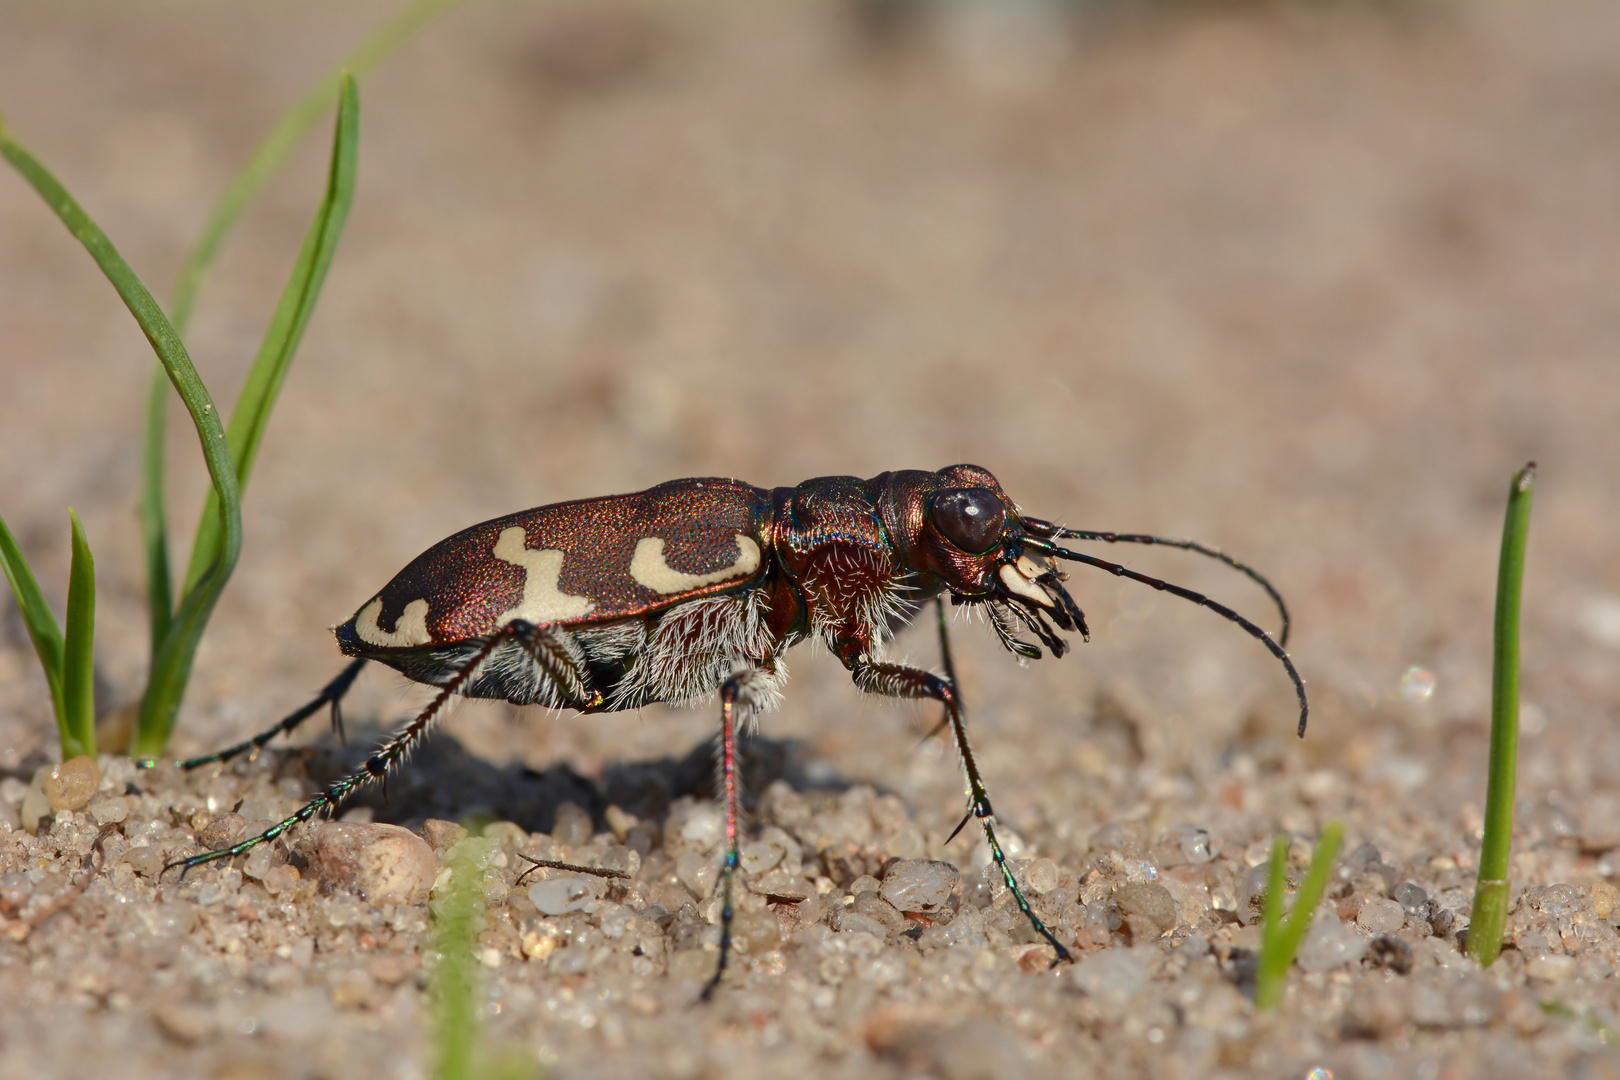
[930,488,1006,554]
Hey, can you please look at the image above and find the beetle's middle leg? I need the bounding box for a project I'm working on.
[700,662,778,1000]
[835,636,1074,967]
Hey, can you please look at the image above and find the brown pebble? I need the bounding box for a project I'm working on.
[153,1002,215,1044]
[307,822,436,905]
[1592,881,1619,921]
[45,756,100,812]
[1114,881,1177,943]
[421,818,468,854]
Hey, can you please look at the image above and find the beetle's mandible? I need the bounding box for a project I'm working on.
[165,464,1307,996]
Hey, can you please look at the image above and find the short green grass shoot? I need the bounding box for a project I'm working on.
[1466,462,1536,967]
[0,509,97,760]
[432,839,541,1080]
[1254,820,1344,1011]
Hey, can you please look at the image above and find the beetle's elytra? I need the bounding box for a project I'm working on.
[168,464,1307,996]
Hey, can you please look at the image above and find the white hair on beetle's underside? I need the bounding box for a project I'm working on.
[610,588,784,713]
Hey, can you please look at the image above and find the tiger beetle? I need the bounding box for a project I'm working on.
[162,465,1306,997]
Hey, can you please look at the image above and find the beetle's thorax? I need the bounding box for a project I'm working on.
[766,475,915,652]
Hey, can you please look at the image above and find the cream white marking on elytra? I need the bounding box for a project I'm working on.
[492,526,595,626]
[355,597,433,648]
[999,562,1055,608]
[629,534,761,595]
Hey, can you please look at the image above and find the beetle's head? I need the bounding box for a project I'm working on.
[880,464,1309,732]
[882,465,1088,660]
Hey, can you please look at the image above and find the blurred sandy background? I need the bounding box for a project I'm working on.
[0,1,1618,1070]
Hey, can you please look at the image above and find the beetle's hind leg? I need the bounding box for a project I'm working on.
[159,657,370,772]
[162,619,599,882]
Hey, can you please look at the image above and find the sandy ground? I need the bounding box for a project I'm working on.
[2,2,1620,1077]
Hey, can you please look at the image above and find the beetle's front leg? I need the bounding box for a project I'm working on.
[833,635,1073,966]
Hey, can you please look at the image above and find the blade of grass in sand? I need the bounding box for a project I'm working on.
[1467,462,1536,967]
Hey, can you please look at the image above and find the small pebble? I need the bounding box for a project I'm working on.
[1026,858,1060,895]
[1157,824,1220,865]
[1592,881,1619,921]
[604,804,638,842]
[198,813,246,851]
[552,801,594,848]
[19,766,53,835]
[236,798,282,823]
[665,799,723,855]
[263,864,301,896]
[87,795,129,825]
[307,822,435,905]
[1298,917,1368,973]
[123,847,165,879]
[153,1002,216,1045]
[850,891,908,933]
[242,845,276,881]
[675,852,718,898]
[832,907,891,937]
[1527,954,1577,983]
[880,860,960,914]
[1358,896,1407,934]
[482,820,527,848]
[529,876,598,915]
[0,872,31,909]
[1393,881,1429,918]
[45,756,100,811]
[421,819,468,854]
[1072,948,1149,1006]
[1114,882,1178,942]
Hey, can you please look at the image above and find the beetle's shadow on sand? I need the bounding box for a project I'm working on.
[305,723,843,838]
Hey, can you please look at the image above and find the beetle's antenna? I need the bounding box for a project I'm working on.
[1021,518,1290,646]
[1023,537,1308,737]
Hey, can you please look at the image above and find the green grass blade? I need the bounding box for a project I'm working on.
[0,512,66,729]
[182,74,360,596]
[1467,462,1536,968]
[135,3,453,754]
[1255,821,1344,1011]
[1257,836,1288,969]
[0,118,245,761]
[433,841,484,1080]
[141,365,173,658]
[167,0,460,335]
[62,510,97,760]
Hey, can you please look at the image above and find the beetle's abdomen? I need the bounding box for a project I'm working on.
[336,478,773,655]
